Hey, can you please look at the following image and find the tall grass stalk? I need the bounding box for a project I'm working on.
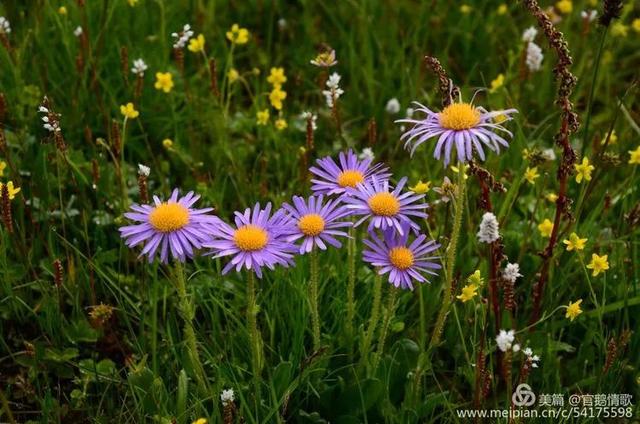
[371,285,397,372]
[246,271,262,394]
[346,224,357,351]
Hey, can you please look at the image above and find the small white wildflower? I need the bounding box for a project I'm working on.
[522,26,537,43]
[0,17,11,34]
[385,98,401,114]
[322,73,344,108]
[359,148,375,161]
[73,26,83,37]
[477,212,500,243]
[541,148,556,161]
[171,24,194,49]
[580,10,598,22]
[131,58,148,76]
[405,107,415,118]
[137,164,150,177]
[523,347,540,368]
[512,343,521,353]
[523,347,533,356]
[503,263,522,283]
[300,111,318,131]
[42,116,49,123]
[220,388,235,405]
[526,41,544,72]
[38,106,49,113]
[277,18,287,29]
[496,329,515,352]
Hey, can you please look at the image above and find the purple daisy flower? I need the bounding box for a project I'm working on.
[282,195,352,254]
[119,189,221,263]
[309,149,391,196]
[363,226,441,290]
[396,101,517,166]
[342,176,428,235]
[204,203,297,278]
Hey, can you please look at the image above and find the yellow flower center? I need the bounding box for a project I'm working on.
[148,203,189,233]
[298,214,325,236]
[388,247,414,270]
[337,169,365,188]
[439,103,481,130]
[368,192,400,216]
[234,225,268,251]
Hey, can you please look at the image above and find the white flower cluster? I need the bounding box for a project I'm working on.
[171,24,194,49]
[131,58,148,76]
[385,98,400,114]
[137,164,150,177]
[322,73,344,108]
[477,212,500,243]
[38,101,61,133]
[0,17,11,34]
[526,42,543,72]
[521,26,537,43]
[73,26,83,37]
[359,148,375,161]
[496,329,515,352]
[581,10,598,22]
[503,263,522,283]
[523,347,540,368]
[220,388,235,406]
[300,111,318,131]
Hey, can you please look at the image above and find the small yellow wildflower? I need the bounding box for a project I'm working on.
[127,0,139,5]
[628,146,640,165]
[456,284,478,303]
[574,157,594,183]
[409,180,431,194]
[226,24,250,44]
[586,253,609,276]
[0,181,21,200]
[607,130,618,144]
[546,193,558,202]
[266,67,287,88]
[0,161,6,177]
[460,4,472,14]
[162,138,173,149]
[563,232,587,251]
[467,270,484,286]
[58,6,67,15]
[633,18,640,33]
[192,419,207,424]
[275,118,287,131]
[565,299,583,321]
[497,4,508,15]
[555,0,572,14]
[154,72,174,93]
[269,87,287,110]
[256,109,269,126]
[310,50,337,67]
[119,102,139,119]
[524,167,540,185]
[227,68,239,83]
[538,219,554,238]
[611,22,628,37]
[450,164,469,180]
[188,34,205,53]
[489,74,504,93]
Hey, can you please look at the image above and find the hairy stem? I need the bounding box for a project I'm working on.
[360,273,382,371]
[309,248,321,350]
[246,271,262,392]
[372,285,397,372]
[346,224,357,351]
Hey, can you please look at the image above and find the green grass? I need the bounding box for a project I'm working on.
[0,0,639,422]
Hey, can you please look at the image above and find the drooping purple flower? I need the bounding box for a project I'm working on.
[342,176,428,235]
[309,149,391,196]
[396,101,517,166]
[203,203,297,278]
[282,195,352,254]
[119,189,221,263]
[362,225,441,290]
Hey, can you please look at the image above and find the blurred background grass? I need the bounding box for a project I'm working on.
[0,0,639,422]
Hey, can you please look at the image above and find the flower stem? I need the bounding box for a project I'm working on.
[430,167,467,347]
[371,285,397,372]
[173,261,207,393]
[346,224,357,352]
[246,271,262,392]
[360,274,382,371]
[309,248,321,350]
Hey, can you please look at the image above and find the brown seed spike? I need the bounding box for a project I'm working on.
[1,183,13,233]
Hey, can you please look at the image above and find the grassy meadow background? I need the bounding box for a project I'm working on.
[0,0,639,422]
